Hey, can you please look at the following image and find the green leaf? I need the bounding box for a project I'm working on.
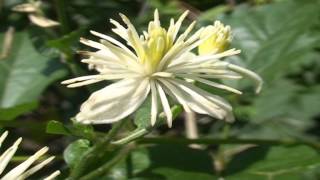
[209,0,320,141]
[63,139,91,168]
[198,5,230,22]
[134,97,152,128]
[0,102,37,121]
[0,32,67,120]
[219,1,320,84]
[46,120,96,140]
[134,145,217,180]
[134,96,183,129]
[47,29,85,56]
[107,145,217,180]
[46,120,70,136]
[225,145,320,180]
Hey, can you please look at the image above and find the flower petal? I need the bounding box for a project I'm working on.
[2,147,49,180]
[43,170,61,180]
[0,138,22,175]
[161,78,234,122]
[16,156,55,180]
[76,78,150,124]
[150,81,158,126]
[156,82,172,127]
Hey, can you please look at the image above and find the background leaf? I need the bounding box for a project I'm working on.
[0,32,67,120]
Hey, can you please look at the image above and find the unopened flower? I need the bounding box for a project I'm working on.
[0,131,60,180]
[198,21,232,55]
[62,10,262,127]
[12,1,59,28]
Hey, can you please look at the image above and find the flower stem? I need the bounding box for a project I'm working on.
[68,120,127,179]
[137,137,320,149]
[79,144,135,180]
[112,128,151,145]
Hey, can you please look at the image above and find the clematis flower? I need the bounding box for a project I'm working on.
[0,131,60,180]
[62,10,262,127]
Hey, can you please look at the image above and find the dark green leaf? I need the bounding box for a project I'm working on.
[225,145,320,180]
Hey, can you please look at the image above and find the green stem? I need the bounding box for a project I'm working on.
[112,128,151,145]
[79,144,134,180]
[54,0,70,34]
[137,137,320,149]
[68,120,127,179]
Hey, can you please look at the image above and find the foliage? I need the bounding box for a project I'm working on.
[0,0,319,179]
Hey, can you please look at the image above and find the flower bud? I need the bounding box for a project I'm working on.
[198,21,232,55]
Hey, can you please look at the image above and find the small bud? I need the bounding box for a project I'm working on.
[198,21,232,55]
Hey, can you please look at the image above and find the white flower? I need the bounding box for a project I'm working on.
[62,10,262,127]
[0,131,60,180]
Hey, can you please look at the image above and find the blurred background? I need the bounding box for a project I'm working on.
[0,0,320,179]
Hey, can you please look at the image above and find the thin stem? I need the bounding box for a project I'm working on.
[68,120,127,179]
[137,137,320,149]
[185,111,202,149]
[79,144,135,180]
[111,128,150,145]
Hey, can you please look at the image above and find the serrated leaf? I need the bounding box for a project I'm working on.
[225,145,320,180]
[219,1,320,83]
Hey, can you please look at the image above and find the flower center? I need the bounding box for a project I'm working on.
[140,14,173,75]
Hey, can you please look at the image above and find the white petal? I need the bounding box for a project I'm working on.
[156,83,172,127]
[2,147,49,180]
[227,64,263,94]
[173,78,232,111]
[164,78,234,122]
[76,78,150,124]
[43,170,61,180]
[150,81,158,126]
[0,131,8,148]
[0,138,22,175]
[16,156,55,180]
[177,74,242,94]
[90,30,137,59]
[159,79,221,118]
[61,75,102,85]
[172,10,189,41]
[119,14,145,60]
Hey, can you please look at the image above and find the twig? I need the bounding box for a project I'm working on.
[68,120,127,179]
[137,137,320,149]
[79,144,135,180]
